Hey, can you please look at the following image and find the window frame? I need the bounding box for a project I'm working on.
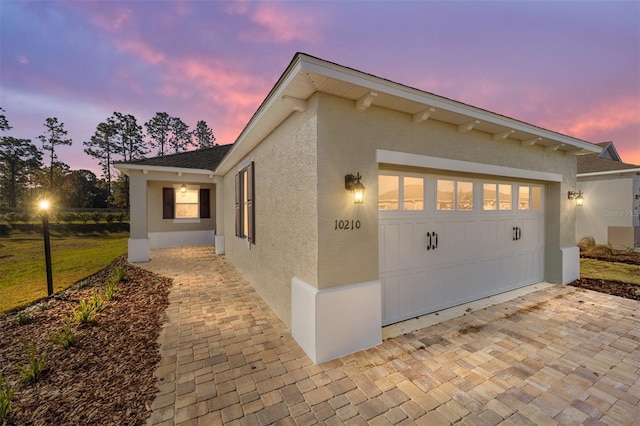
[161,185,211,223]
[378,173,425,212]
[235,162,255,244]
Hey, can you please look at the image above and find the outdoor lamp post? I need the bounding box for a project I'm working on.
[39,200,54,297]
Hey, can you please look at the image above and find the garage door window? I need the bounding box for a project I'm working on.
[404,177,424,210]
[483,183,512,211]
[437,179,473,211]
[379,175,424,211]
[517,185,542,210]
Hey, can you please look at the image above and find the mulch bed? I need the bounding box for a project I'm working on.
[570,277,640,301]
[571,250,640,301]
[0,256,172,426]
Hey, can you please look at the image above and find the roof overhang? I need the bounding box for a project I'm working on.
[114,163,215,178]
[578,168,640,178]
[216,53,602,175]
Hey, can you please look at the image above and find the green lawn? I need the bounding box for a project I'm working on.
[580,258,640,285]
[0,228,128,314]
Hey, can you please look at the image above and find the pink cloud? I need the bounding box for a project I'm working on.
[18,55,28,65]
[116,40,165,64]
[565,97,639,138]
[159,57,273,143]
[250,5,321,43]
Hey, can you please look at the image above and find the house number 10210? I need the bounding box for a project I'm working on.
[334,219,361,230]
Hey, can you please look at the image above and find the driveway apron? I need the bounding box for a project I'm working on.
[140,246,640,425]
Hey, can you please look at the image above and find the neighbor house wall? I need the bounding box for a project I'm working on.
[577,177,634,247]
[315,93,578,287]
[222,98,319,327]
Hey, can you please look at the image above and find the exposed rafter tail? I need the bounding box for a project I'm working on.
[458,120,480,133]
[521,137,542,147]
[413,107,436,124]
[356,91,378,111]
[493,129,515,141]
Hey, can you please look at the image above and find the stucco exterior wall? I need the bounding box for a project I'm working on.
[315,93,577,287]
[577,177,634,245]
[223,100,319,327]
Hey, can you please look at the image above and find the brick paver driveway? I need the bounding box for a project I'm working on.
[141,246,639,425]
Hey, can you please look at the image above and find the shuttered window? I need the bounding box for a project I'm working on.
[235,162,255,243]
[162,188,175,219]
[199,189,210,218]
[162,187,210,219]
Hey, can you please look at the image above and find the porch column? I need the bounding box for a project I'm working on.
[128,172,150,262]
[214,176,225,254]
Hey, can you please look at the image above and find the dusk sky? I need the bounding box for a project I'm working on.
[1,0,639,175]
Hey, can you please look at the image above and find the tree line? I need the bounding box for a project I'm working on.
[0,107,216,211]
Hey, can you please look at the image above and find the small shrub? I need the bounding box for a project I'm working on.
[60,212,78,224]
[78,212,91,224]
[51,318,77,348]
[18,212,30,224]
[73,298,98,324]
[116,212,128,223]
[0,373,14,422]
[4,212,20,225]
[104,213,116,224]
[90,291,104,311]
[111,265,126,283]
[91,211,103,223]
[104,279,119,301]
[16,344,47,383]
[16,311,31,325]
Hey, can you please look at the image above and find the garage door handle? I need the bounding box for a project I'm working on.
[426,232,438,250]
[513,226,522,241]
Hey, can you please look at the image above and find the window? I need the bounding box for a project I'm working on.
[378,175,399,210]
[437,179,473,211]
[162,186,210,220]
[483,183,512,211]
[518,185,542,210]
[235,162,255,243]
[378,174,424,211]
[404,177,424,210]
[176,187,199,218]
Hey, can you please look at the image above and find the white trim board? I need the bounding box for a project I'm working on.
[377,150,563,182]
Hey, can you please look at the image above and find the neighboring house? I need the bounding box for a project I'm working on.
[576,142,640,249]
[116,53,601,363]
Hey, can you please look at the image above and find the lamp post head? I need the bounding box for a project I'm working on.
[39,200,50,210]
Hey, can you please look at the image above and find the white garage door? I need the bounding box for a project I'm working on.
[379,172,545,326]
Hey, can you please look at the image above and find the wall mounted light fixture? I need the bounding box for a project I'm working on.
[345,172,365,204]
[568,190,584,206]
[180,183,188,195]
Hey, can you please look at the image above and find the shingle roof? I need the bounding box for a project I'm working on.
[119,145,232,172]
[577,154,639,174]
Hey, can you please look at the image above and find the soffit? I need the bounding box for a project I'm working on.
[216,53,601,175]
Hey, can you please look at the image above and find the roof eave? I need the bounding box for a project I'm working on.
[578,168,640,177]
[215,53,602,175]
[115,163,216,177]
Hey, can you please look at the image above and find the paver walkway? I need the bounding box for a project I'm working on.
[141,246,640,425]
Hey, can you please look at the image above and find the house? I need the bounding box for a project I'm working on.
[576,142,640,249]
[116,53,601,363]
